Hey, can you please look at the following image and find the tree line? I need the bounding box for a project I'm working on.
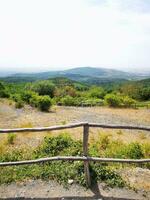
[0,77,150,111]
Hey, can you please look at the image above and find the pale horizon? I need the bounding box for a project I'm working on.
[0,0,150,73]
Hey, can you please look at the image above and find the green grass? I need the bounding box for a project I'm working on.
[0,133,149,187]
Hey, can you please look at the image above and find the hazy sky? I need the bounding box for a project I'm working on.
[0,0,150,72]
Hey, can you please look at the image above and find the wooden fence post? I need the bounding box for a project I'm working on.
[83,123,91,187]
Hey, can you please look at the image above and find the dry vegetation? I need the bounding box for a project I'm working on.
[0,99,150,193]
[0,99,150,147]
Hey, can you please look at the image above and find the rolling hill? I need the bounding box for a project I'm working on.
[0,67,149,84]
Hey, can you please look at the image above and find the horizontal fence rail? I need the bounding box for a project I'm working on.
[0,122,86,133]
[0,122,150,133]
[0,157,150,167]
[0,122,150,187]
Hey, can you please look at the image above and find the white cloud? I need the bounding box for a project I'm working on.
[0,0,150,72]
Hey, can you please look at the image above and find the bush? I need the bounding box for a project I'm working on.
[105,94,122,107]
[59,95,75,106]
[127,142,144,159]
[88,86,105,99]
[36,95,52,111]
[92,164,125,187]
[21,91,37,103]
[29,93,39,107]
[27,81,55,97]
[122,96,136,108]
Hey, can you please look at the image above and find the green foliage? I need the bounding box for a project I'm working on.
[59,95,75,106]
[1,76,150,109]
[91,164,125,187]
[0,134,126,187]
[120,79,150,101]
[36,95,52,111]
[0,82,9,98]
[126,142,144,159]
[105,94,122,107]
[27,81,55,97]
[35,134,73,157]
[88,86,105,99]
[0,134,150,187]
[21,91,37,103]
[105,94,135,108]
[7,133,16,145]
[122,96,136,108]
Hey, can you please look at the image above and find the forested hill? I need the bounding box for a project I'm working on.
[0,67,148,84]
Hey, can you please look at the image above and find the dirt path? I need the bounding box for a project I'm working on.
[0,180,149,200]
[0,100,150,129]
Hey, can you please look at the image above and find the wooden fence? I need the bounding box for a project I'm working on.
[0,122,150,187]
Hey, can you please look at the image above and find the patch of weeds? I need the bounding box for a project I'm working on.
[105,140,127,158]
[7,133,16,145]
[34,134,75,157]
[0,147,32,162]
[126,142,144,159]
[91,163,125,187]
[142,143,150,158]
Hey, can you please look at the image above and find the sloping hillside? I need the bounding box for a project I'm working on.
[1,67,148,83]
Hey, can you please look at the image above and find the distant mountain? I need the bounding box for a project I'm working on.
[1,67,149,84]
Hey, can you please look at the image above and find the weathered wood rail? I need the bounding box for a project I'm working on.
[0,122,150,187]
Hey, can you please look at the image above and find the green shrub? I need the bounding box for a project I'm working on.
[59,95,75,106]
[36,95,52,111]
[127,142,144,159]
[21,91,37,103]
[29,93,39,107]
[35,134,75,157]
[122,96,136,108]
[92,164,125,187]
[27,81,55,97]
[88,86,105,99]
[105,94,122,107]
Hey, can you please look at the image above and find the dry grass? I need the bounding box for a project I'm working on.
[0,99,150,148]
